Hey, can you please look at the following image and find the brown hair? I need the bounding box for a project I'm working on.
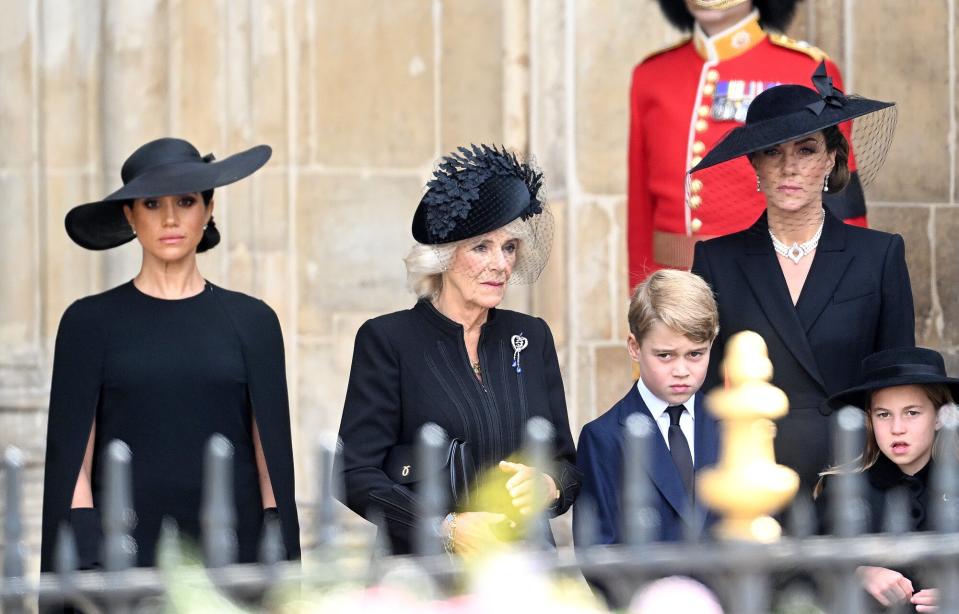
[823,125,850,193]
[813,383,955,499]
[628,270,719,345]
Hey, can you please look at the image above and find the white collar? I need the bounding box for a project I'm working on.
[636,377,695,422]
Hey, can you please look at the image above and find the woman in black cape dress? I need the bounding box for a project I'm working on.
[40,138,299,574]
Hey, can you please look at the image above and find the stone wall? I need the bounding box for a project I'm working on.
[1,0,956,569]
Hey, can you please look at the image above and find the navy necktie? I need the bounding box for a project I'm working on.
[666,404,694,495]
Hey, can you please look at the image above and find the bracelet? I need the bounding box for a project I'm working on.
[442,512,457,554]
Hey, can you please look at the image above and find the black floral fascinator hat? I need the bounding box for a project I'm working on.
[689,62,897,186]
[411,144,553,284]
[822,347,959,415]
[65,137,271,251]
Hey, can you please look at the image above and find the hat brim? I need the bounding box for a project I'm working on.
[65,145,271,250]
[822,374,959,415]
[690,98,894,175]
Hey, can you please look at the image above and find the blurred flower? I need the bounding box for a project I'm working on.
[629,576,723,614]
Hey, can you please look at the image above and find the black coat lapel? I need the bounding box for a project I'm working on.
[737,216,827,391]
[795,212,853,333]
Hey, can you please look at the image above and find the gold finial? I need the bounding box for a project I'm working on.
[698,331,800,542]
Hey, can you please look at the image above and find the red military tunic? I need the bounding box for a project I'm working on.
[627,10,865,286]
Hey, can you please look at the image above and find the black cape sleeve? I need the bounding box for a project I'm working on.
[212,289,301,560]
[40,299,105,571]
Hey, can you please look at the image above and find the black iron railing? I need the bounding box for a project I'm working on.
[3,410,959,613]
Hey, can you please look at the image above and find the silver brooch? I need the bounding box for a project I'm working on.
[511,333,528,374]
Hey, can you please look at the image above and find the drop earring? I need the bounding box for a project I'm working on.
[756,177,761,192]
[823,174,830,192]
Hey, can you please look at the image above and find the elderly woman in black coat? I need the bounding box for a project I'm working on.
[337,145,580,555]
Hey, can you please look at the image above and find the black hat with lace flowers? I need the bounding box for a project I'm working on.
[411,144,553,284]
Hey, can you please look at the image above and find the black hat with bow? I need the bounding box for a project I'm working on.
[689,62,896,175]
[66,137,271,250]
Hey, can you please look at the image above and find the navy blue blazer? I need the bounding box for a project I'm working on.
[574,385,720,544]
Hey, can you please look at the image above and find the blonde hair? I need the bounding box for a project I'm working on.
[628,269,719,345]
[403,217,535,299]
[813,383,955,499]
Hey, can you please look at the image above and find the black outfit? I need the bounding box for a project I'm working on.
[691,211,915,490]
[815,456,934,611]
[817,455,934,535]
[40,281,300,571]
[337,300,581,554]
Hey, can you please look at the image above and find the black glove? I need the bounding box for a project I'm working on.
[68,507,103,570]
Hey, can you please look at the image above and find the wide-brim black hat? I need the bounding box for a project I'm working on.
[689,62,895,175]
[823,347,959,414]
[65,138,271,250]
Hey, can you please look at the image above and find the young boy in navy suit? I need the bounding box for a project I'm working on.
[575,269,721,544]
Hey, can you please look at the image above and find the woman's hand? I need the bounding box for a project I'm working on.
[856,565,914,607]
[912,588,939,612]
[498,461,559,515]
[445,511,513,556]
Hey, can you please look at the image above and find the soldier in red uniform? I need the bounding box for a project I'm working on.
[628,0,866,285]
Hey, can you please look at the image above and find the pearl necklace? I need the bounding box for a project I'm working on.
[768,210,825,265]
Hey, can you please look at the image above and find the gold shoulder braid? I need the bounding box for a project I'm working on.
[768,33,829,63]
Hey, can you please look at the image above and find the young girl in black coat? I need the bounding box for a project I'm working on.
[816,346,959,612]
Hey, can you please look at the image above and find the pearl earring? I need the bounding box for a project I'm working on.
[823,174,830,193]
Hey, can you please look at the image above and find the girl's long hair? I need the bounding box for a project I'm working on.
[813,383,955,499]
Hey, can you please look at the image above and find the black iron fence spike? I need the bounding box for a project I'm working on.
[202,433,237,568]
[102,440,135,572]
[415,423,448,557]
[623,413,659,546]
[525,416,554,550]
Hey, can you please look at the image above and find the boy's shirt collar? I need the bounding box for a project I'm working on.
[635,377,696,421]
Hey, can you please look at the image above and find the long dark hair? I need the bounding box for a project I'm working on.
[196,189,220,253]
[822,126,850,193]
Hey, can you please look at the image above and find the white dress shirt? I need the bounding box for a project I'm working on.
[636,377,696,463]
